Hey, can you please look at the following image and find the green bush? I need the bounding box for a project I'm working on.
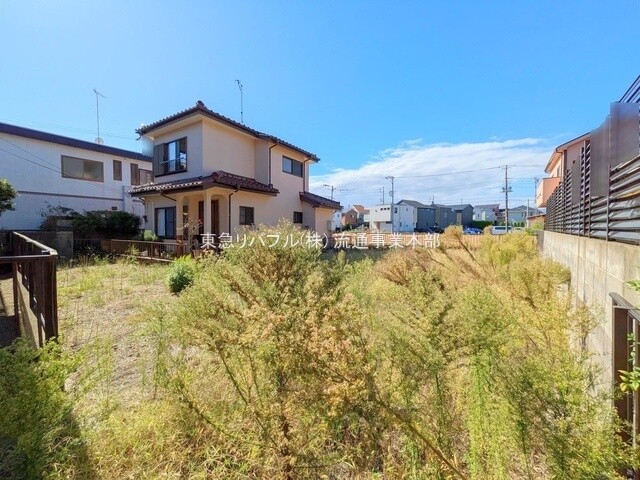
[141,229,158,241]
[167,255,198,294]
[102,211,141,237]
[41,208,141,239]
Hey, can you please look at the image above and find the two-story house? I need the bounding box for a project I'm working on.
[0,122,152,230]
[473,204,500,222]
[130,101,340,241]
[341,204,367,228]
[446,204,474,227]
[536,133,589,208]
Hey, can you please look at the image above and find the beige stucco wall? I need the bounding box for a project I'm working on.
[314,208,335,236]
[542,231,640,389]
[153,121,204,180]
[201,118,256,178]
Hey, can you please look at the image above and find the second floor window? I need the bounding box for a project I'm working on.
[113,160,122,181]
[140,169,153,185]
[282,156,303,177]
[156,137,187,175]
[61,156,103,182]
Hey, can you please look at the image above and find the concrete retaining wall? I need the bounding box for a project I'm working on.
[542,231,640,386]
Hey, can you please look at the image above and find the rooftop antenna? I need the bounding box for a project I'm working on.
[93,88,107,144]
[235,79,244,124]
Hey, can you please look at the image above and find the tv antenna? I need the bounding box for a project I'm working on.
[235,79,244,124]
[93,88,107,144]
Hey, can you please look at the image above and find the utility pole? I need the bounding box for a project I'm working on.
[386,175,395,233]
[322,184,335,200]
[235,79,244,124]
[502,165,511,227]
[534,177,539,213]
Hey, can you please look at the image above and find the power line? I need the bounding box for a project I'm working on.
[0,136,128,196]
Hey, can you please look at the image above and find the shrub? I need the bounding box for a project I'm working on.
[141,229,158,241]
[166,255,198,293]
[0,178,17,218]
[40,208,141,239]
[102,211,141,238]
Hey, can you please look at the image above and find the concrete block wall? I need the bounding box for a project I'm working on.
[542,231,640,387]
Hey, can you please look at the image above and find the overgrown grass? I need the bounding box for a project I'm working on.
[0,233,635,479]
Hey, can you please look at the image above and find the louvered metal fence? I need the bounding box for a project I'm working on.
[546,152,640,244]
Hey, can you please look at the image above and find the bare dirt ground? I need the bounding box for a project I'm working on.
[56,259,173,411]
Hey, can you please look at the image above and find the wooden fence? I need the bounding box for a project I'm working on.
[0,232,58,348]
[100,239,186,262]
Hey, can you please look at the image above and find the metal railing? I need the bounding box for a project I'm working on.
[546,152,640,244]
[0,232,58,348]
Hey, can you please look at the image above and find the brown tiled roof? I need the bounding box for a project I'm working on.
[299,191,342,210]
[209,171,278,194]
[136,101,319,161]
[352,204,365,214]
[130,170,279,196]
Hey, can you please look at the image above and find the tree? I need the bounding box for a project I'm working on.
[0,179,17,217]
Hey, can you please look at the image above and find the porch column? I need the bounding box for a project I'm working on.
[176,195,184,241]
[204,190,212,234]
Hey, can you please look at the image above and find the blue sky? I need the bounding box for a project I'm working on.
[0,1,638,209]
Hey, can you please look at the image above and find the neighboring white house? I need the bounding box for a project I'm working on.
[130,101,340,240]
[507,205,541,224]
[368,202,415,233]
[368,204,392,232]
[331,210,342,231]
[0,122,152,230]
[473,204,500,222]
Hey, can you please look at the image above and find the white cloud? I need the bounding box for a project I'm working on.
[310,138,550,209]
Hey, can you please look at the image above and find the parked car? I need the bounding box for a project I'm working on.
[463,227,483,235]
[415,227,434,233]
[430,226,445,234]
[491,225,510,235]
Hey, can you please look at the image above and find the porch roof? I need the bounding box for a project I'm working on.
[129,170,279,196]
[299,191,342,210]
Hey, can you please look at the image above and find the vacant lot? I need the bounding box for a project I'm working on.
[0,230,634,479]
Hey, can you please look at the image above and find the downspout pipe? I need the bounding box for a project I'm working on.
[228,186,239,233]
[302,157,312,192]
[268,141,278,187]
